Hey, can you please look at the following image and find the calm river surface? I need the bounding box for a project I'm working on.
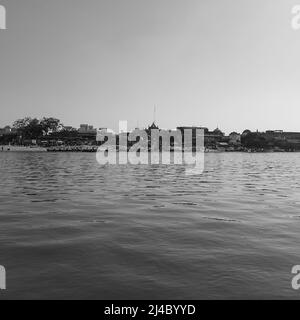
[0,152,300,299]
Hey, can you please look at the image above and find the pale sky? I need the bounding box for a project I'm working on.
[0,0,300,133]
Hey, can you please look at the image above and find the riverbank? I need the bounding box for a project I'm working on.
[47,146,97,152]
[1,145,299,153]
[0,145,47,152]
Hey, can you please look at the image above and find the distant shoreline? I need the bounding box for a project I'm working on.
[0,145,47,152]
[1,145,300,153]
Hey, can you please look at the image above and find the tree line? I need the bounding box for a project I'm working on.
[12,117,64,139]
[0,117,67,145]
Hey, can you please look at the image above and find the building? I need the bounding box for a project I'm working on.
[147,122,159,132]
[97,128,115,136]
[96,128,115,145]
[63,126,77,132]
[265,130,300,144]
[229,132,241,146]
[241,130,300,151]
[205,128,225,147]
[216,142,229,151]
[0,126,12,136]
[76,124,97,145]
[176,126,208,134]
[79,124,88,132]
[176,126,226,148]
[78,124,97,133]
[3,126,11,134]
[283,132,300,144]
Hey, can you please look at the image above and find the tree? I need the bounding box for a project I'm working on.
[12,117,43,140]
[26,118,43,139]
[13,117,32,131]
[40,117,63,135]
[241,132,268,149]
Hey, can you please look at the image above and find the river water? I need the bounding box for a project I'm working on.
[0,152,300,299]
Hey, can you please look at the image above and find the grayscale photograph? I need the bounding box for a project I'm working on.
[0,0,300,305]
